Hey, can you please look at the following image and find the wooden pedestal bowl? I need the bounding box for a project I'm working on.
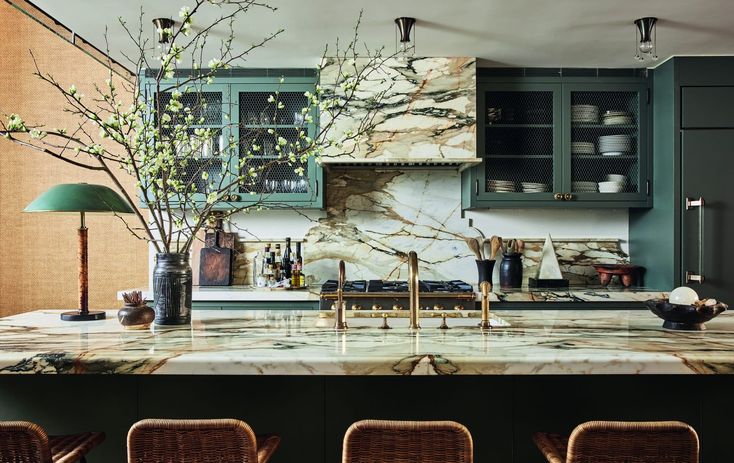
[645,299,728,331]
[593,264,641,287]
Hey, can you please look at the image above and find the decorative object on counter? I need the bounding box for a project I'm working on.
[499,238,524,289]
[254,238,307,289]
[475,259,496,288]
[593,263,642,287]
[118,291,154,330]
[24,183,134,321]
[634,17,659,62]
[669,286,699,305]
[1,4,392,270]
[153,253,192,325]
[645,295,727,331]
[199,216,234,286]
[529,235,569,288]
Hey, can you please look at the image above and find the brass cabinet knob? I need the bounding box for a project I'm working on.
[433,304,445,311]
[453,304,465,311]
[351,304,363,311]
[392,304,404,311]
[229,194,241,202]
[371,304,383,311]
[554,193,563,200]
[564,193,573,201]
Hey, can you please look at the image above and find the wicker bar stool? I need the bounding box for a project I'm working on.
[127,418,280,463]
[533,420,699,463]
[0,420,105,463]
[343,420,473,463]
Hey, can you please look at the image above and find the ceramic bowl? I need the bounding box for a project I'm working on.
[645,299,728,331]
[606,174,627,183]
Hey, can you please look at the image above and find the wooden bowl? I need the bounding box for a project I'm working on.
[593,264,641,287]
[645,299,728,331]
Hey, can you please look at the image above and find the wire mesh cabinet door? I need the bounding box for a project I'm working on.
[231,81,323,209]
[477,82,563,203]
[562,82,650,204]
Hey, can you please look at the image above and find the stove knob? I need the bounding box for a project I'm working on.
[433,304,445,311]
[351,304,363,311]
[371,304,383,311]
[392,304,404,311]
[453,304,465,311]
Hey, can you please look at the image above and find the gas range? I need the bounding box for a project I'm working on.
[319,279,476,311]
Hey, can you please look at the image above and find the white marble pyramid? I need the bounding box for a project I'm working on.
[538,235,563,279]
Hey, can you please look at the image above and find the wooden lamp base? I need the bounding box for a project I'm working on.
[61,310,106,321]
[60,215,106,322]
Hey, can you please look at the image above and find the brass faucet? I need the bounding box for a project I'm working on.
[408,251,420,329]
[479,281,491,330]
[335,260,347,330]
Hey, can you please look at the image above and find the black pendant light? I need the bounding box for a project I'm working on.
[634,17,658,61]
[395,17,416,58]
[152,18,176,44]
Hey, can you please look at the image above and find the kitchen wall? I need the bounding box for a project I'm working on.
[0,1,148,316]
[227,169,629,286]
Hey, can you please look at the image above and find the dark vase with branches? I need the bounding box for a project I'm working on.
[1,1,392,324]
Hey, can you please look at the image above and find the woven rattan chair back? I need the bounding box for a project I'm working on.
[127,419,259,463]
[567,420,699,463]
[0,421,52,463]
[343,420,473,463]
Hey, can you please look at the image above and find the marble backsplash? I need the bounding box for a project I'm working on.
[230,170,628,287]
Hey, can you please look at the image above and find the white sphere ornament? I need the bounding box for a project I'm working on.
[669,286,699,305]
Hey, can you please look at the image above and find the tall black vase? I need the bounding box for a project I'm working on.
[153,253,192,325]
[475,259,496,288]
[499,253,523,289]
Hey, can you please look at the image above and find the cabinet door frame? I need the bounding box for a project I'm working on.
[561,81,650,204]
[230,81,322,208]
[474,81,563,203]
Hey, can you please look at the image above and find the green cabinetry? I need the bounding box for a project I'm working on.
[140,69,323,209]
[463,70,651,208]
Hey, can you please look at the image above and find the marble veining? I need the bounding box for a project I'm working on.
[0,309,732,376]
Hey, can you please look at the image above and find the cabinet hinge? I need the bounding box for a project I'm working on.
[646,88,651,105]
[646,180,650,196]
[474,179,479,196]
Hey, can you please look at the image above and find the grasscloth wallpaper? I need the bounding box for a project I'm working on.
[0,2,147,316]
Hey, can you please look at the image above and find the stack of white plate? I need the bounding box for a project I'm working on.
[602,111,633,126]
[572,181,597,193]
[571,141,595,155]
[571,105,599,123]
[598,134,633,155]
[488,179,516,193]
[521,182,550,193]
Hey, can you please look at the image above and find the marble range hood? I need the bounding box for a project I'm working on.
[319,56,480,171]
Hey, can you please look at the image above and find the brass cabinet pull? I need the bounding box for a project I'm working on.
[685,197,705,283]
[554,193,563,200]
[564,193,573,201]
[229,194,241,202]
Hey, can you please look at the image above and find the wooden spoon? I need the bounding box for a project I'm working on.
[489,236,501,260]
[464,237,483,260]
[516,239,525,254]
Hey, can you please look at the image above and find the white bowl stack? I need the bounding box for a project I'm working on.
[598,134,633,156]
[521,182,550,193]
[598,174,628,193]
[488,179,516,193]
[571,104,599,124]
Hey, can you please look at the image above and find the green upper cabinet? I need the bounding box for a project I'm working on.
[140,70,323,210]
[463,71,651,209]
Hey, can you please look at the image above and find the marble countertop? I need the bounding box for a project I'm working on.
[118,286,667,303]
[0,309,730,376]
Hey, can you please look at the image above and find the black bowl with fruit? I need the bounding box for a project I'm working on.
[645,298,728,331]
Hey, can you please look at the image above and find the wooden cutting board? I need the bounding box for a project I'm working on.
[199,247,232,286]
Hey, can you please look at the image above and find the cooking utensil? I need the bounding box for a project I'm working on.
[489,236,501,260]
[464,237,483,260]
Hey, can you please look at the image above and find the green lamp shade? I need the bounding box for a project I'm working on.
[24,183,134,213]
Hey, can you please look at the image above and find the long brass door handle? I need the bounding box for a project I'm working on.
[685,197,705,283]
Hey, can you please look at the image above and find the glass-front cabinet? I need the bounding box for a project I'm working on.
[141,71,323,209]
[464,74,650,208]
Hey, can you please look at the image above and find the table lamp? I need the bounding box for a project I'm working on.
[24,183,135,321]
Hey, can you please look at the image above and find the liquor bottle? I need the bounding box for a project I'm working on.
[263,244,271,270]
[290,261,301,287]
[274,244,282,281]
[295,242,305,287]
[282,238,293,279]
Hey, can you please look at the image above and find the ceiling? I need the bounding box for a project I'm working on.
[29,0,734,70]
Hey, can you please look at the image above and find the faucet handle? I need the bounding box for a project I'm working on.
[338,260,346,289]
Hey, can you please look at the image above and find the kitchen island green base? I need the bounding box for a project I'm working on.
[0,375,730,463]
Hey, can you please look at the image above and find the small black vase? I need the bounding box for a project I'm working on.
[499,253,523,289]
[475,259,496,288]
[153,253,192,325]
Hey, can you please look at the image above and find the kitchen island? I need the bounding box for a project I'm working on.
[0,309,731,463]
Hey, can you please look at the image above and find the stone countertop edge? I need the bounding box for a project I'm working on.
[117,286,668,303]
